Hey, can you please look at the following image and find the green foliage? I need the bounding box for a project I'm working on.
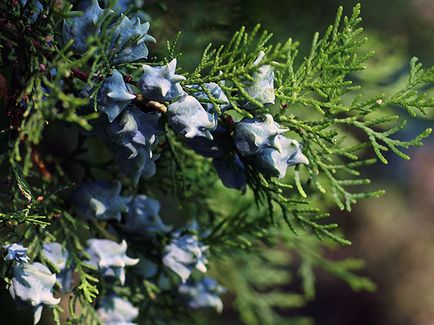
[176,4,432,247]
[0,1,432,324]
[214,250,311,325]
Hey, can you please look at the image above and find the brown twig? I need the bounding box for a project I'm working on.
[32,148,52,180]
[132,94,167,113]
[66,68,169,114]
[0,74,7,105]
[71,68,89,82]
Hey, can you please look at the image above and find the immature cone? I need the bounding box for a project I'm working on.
[97,294,139,325]
[9,262,60,324]
[179,277,226,313]
[70,180,132,221]
[167,95,218,140]
[234,114,288,156]
[252,135,309,178]
[3,243,29,264]
[244,50,276,109]
[190,81,231,112]
[62,0,112,53]
[123,195,172,237]
[86,239,139,285]
[162,233,209,283]
[97,70,136,122]
[42,242,73,292]
[138,59,186,102]
[109,15,156,64]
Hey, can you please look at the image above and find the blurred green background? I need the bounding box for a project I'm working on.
[147,0,434,324]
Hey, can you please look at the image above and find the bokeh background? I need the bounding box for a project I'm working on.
[146,0,434,324]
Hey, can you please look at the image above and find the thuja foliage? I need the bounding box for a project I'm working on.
[0,1,432,324]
